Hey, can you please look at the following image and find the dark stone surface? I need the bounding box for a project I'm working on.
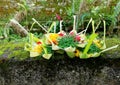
[0,57,120,85]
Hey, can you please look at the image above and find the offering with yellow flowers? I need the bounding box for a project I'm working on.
[25,16,118,60]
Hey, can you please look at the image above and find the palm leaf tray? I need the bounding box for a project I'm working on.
[25,16,118,60]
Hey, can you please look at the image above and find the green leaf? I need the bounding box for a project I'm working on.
[48,22,56,33]
[88,44,101,53]
[83,33,98,54]
[80,53,88,59]
[58,35,77,49]
[64,46,76,58]
[81,33,98,58]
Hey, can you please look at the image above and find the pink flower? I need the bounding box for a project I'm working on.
[69,30,77,36]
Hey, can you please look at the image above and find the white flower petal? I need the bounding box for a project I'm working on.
[30,51,40,57]
[42,54,52,60]
[52,45,60,50]
[64,46,76,52]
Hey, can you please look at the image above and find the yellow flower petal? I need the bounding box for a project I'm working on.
[75,49,80,57]
[33,45,43,54]
[49,33,59,44]
[93,39,102,48]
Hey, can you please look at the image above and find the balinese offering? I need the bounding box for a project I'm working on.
[25,16,118,59]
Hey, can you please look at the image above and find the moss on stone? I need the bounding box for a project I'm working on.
[105,38,120,52]
[9,50,29,60]
[0,51,4,56]
[101,38,120,58]
[0,41,29,60]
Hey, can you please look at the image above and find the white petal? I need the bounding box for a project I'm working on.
[52,45,60,50]
[64,46,76,52]
[42,54,52,60]
[77,43,86,48]
[30,52,40,57]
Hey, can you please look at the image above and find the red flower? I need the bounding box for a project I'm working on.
[75,35,81,42]
[58,31,66,37]
[37,41,42,45]
[56,14,62,21]
[58,32,64,36]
